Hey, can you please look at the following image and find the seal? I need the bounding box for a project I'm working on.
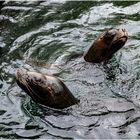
[84,28,128,63]
[16,69,79,109]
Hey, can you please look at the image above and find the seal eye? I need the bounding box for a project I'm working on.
[105,30,116,40]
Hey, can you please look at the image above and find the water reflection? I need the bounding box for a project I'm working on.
[0,1,140,139]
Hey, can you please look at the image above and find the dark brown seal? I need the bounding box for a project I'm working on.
[16,69,78,109]
[84,28,128,63]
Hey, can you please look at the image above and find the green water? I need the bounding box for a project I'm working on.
[0,1,140,139]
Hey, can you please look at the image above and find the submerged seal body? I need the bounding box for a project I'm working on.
[16,69,78,109]
[84,28,128,63]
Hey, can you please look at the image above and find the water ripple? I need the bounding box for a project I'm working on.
[1,1,140,139]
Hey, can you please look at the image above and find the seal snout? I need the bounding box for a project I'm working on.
[117,28,128,39]
[16,69,22,80]
[122,29,128,40]
[117,29,128,44]
[122,28,128,36]
[16,68,27,81]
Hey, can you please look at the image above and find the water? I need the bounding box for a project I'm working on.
[0,1,140,139]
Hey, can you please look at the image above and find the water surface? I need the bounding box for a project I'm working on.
[0,1,140,139]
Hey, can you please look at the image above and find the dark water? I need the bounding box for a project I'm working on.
[0,1,140,139]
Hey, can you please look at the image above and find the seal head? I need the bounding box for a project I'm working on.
[16,69,78,109]
[84,28,128,63]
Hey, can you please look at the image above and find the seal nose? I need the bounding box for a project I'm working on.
[119,28,128,38]
[16,69,22,80]
[123,29,128,38]
[122,28,126,32]
[117,28,127,33]
[16,68,27,79]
